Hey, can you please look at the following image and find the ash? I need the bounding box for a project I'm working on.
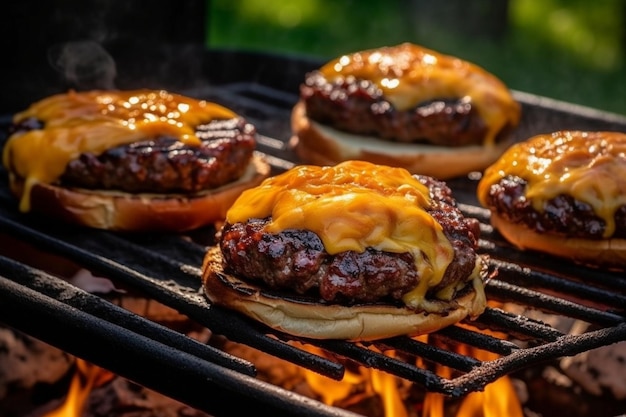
[84,377,213,417]
[0,325,74,403]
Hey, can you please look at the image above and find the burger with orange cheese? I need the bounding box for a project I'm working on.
[1,89,270,232]
[202,160,487,341]
[477,130,626,269]
[290,42,521,179]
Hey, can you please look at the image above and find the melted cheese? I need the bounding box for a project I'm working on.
[477,131,626,237]
[227,160,455,307]
[2,89,236,212]
[319,43,520,146]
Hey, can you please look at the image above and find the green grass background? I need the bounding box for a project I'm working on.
[206,0,626,116]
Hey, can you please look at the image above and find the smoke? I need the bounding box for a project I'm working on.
[48,40,117,90]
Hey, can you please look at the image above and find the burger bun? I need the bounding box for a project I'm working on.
[490,212,626,270]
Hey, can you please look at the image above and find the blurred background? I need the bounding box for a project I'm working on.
[207,0,626,115]
[2,0,624,116]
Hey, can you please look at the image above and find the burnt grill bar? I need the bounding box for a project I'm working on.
[0,255,255,377]
[487,258,626,309]
[485,279,625,326]
[446,322,626,397]
[0,49,626,413]
[0,209,348,382]
[0,263,359,417]
[379,337,483,372]
[433,325,520,356]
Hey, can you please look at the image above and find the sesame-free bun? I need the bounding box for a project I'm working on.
[490,212,626,270]
[8,155,270,232]
[202,246,487,341]
[290,101,513,179]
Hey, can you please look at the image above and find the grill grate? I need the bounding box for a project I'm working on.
[1,49,626,415]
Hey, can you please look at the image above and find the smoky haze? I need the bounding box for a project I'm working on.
[48,41,117,90]
[0,0,207,113]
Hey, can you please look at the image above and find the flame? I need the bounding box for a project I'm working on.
[421,358,451,417]
[370,355,408,417]
[304,345,363,406]
[301,344,408,417]
[423,303,525,417]
[298,324,524,417]
[45,359,114,417]
[422,344,524,417]
[455,375,523,417]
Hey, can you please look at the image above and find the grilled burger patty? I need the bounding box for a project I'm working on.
[484,175,626,239]
[11,117,256,194]
[219,175,481,304]
[301,71,491,147]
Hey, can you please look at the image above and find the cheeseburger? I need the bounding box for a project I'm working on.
[2,89,270,232]
[477,130,626,269]
[290,42,521,179]
[203,160,487,341]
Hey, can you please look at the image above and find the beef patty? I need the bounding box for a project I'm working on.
[483,175,626,239]
[10,117,257,194]
[300,71,500,147]
[219,175,482,305]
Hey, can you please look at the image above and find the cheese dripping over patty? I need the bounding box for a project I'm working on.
[319,42,520,146]
[226,160,456,308]
[2,89,236,212]
[477,130,626,238]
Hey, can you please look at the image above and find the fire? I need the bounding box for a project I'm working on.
[45,358,114,417]
[454,376,522,417]
[422,342,524,417]
[433,324,524,417]
[302,344,408,417]
[298,330,524,417]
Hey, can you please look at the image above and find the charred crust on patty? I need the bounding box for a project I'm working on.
[61,117,257,194]
[301,71,497,147]
[483,175,626,239]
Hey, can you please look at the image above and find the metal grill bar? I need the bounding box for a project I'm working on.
[486,279,624,326]
[0,263,358,417]
[446,322,626,396]
[0,210,347,382]
[0,255,254,376]
[433,326,520,356]
[379,337,482,372]
[488,258,626,309]
[470,308,564,341]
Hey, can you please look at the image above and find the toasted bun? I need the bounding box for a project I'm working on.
[290,101,512,179]
[202,246,487,341]
[490,212,626,270]
[478,131,626,270]
[9,155,271,232]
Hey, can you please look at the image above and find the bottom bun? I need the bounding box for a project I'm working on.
[290,100,511,179]
[10,155,271,232]
[202,246,487,341]
[490,212,626,270]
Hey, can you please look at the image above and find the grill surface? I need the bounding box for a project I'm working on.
[1,49,626,417]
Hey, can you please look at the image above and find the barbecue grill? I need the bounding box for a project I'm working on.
[2,44,626,417]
